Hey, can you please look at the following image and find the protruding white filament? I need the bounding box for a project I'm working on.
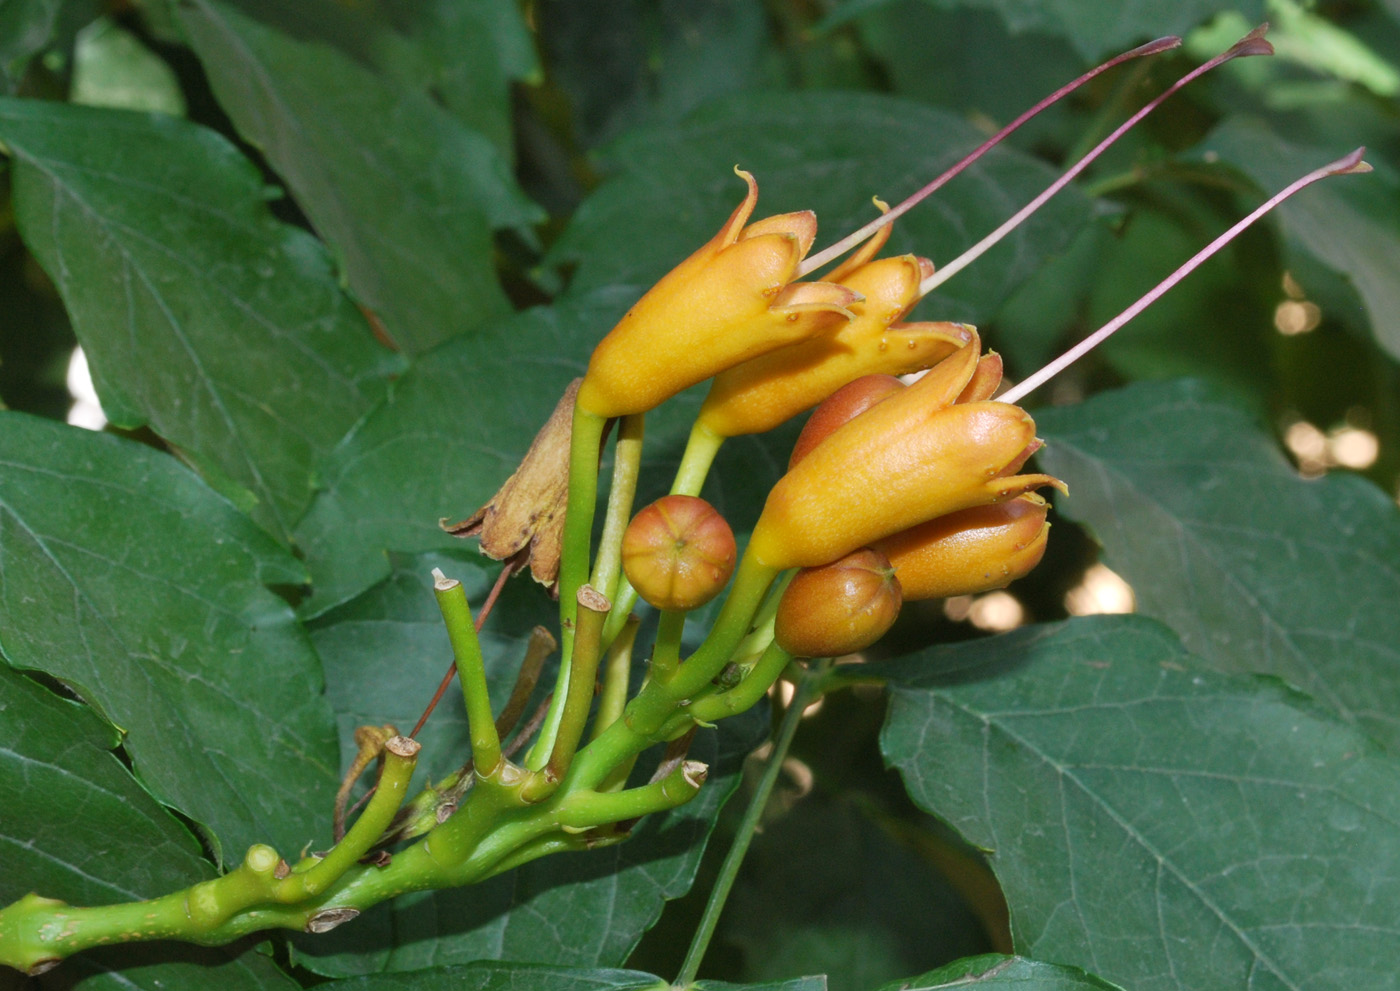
[795,35,1182,278]
[1000,148,1370,406]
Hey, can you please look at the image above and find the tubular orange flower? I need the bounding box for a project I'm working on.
[875,493,1051,601]
[576,169,861,419]
[694,212,971,438]
[748,332,1065,571]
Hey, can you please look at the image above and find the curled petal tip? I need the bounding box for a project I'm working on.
[1331,146,1371,175]
[1229,23,1274,58]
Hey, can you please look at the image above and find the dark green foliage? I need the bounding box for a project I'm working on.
[1,2,1397,989]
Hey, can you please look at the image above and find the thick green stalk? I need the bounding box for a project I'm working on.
[433,570,501,776]
[0,745,709,974]
[530,405,608,770]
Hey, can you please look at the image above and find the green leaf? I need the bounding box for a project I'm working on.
[175,0,542,354]
[297,551,767,974]
[0,661,304,989]
[0,97,400,543]
[373,0,538,161]
[875,954,1125,990]
[0,664,210,906]
[0,413,339,862]
[1082,207,1273,403]
[540,0,772,148]
[70,17,186,115]
[1036,379,1400,746]
[1197,116,1400,361]
[35,944,300,990]
[317,962,824,991]
[917,0,1265,61]
[694,979,826,991]
[549,91,1093,328]
[876,615,1400,991]
[0,0,64,91]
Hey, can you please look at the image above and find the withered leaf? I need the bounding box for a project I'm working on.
[442,379,580,592]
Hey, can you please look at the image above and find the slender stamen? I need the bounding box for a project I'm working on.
[796,34,1181,277]
[919,25,1275,298]
[999,148,1371,406]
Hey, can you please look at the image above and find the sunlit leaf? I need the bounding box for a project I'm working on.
[1037,379,1400,746]
[0,97,399,543]
[878,615,1400,991]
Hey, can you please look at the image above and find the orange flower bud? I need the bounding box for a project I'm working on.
[694,249,972,438]
[774,548,903,657]
[788,373,905,469]
[622,495,737,611]
[748,333,1065,571]
[577,170,861,418]
[875,494,1050,600]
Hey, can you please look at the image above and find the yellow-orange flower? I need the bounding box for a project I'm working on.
[694,215,971,438]
[747,333,1065,570]
[875,493,1050,600]
[576,169,860,419]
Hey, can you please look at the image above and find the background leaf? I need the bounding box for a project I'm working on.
[0,664,210,906]
[312,963,668,991]
[0,97,399,542]
[1036,378,1400,746]
[550,91,1093,329]
[715,794,989,991]
[875,954,1126,991]
[876,615,1400,991]
[175,0,541,354]
[1197,116,1400,361]
[310,960,823,990]
[0,413,339,861]
[32,944,301,991]
[830,0,1266,61]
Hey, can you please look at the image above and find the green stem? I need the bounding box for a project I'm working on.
[592,413,645,602]
[556,758,707,829]
[529,405,608,770]
[279,736,421,901]
[601,576,639,645]
[674,657,828,987]
[593,612,639,740]
[651,609,687,683]
[538,585,612,793]
[433,570,501,776]
[688,640,794,723]
[669,550,780,700]
[671,420,725,496]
